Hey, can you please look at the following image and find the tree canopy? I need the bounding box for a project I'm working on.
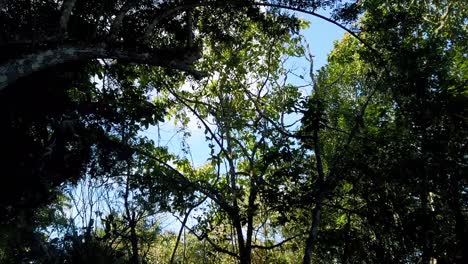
[0,0,466,263]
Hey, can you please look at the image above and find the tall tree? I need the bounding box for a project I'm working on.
[295,1,467,263]
[158,14,306,264]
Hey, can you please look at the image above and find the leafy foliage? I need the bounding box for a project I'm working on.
[0,0,466,264]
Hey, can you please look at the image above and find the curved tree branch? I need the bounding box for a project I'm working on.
[252,2,381,58]
[0,45,203,91]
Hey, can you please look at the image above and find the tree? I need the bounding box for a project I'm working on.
[154,13,306,264]
[2,0,466,263]
[0,0,204,91]
[0,0,333,227]
[0,0,350,91]
[0,0,358,228]
[293,33,393,263]
[292,1,468,263]
[357,1,467,263]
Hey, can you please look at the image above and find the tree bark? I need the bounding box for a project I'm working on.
[233,213,247,264]
[123,147,140,264]
[0,45,203,91]
[59,0,78,36]
[129,219,140,264]
[110,0,139,40]
[420,157,433,264]
[302,200,322,264]
[302,51,326,264]
[225,128,251,264]
[341,213,351,264]
[243,178,257,264]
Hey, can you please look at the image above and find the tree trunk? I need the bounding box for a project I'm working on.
[449,184,467,264]
[341,213,351,264]
[129,220,140,264]
[302,201,322,264]
[123,147,139,264]
[303,106,325,264]
[420,166,433,264]
[233,214,247,264]
[226,128,252,264]
[59,0,78,36]
[242,176,257,264]
[239,253,251,264]
[374,231,387,263]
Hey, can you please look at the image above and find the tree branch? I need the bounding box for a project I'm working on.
[59,0,78,37]
[167,87,232,162]
[142,4,197,44]
[170,207,194,264]
[133,146,238,217]
[0,46,203,91]
[110,0,139,40]
[252,2,381,58]
[181,223,239,259]
[252,233,302,250]
[170,196,207,263]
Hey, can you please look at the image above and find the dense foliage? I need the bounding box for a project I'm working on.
[0,0,466,263]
